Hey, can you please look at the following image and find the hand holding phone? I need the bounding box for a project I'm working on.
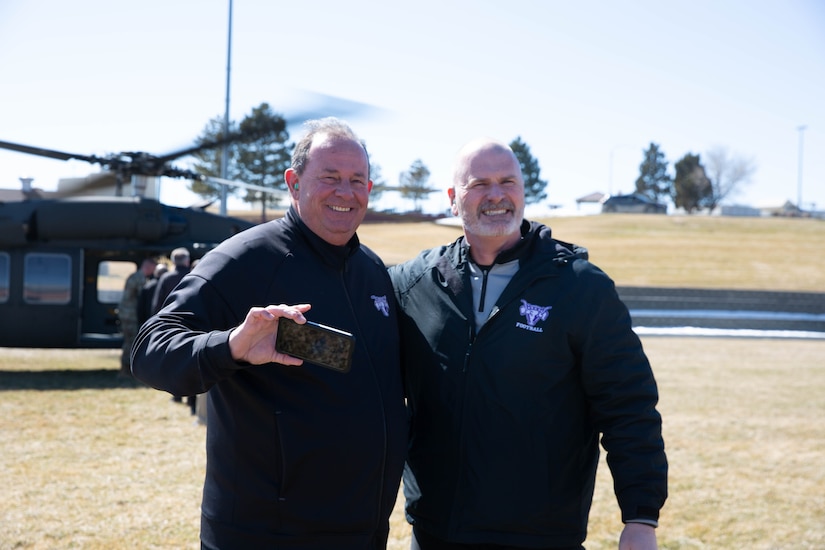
[275,319,355,373]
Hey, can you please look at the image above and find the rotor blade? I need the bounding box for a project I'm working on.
[153,92,383,165]
[0,139,101,164]
[204,177,289,199]
[154,117,289,165]
[285,91,383,122]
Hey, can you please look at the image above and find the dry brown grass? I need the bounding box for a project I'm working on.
[585,337,825,550]
[358,214,825,291]
[1,215,824,548]
[2,340,824,549]
[0,350,204,549]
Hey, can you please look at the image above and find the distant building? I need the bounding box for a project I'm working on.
[759,200,809,218]
[718,204,761,217]
[575,191,605,215]
[576,191,605,205]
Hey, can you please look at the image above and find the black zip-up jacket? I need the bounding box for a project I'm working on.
[132,208,407,549]
[389,220,667,548]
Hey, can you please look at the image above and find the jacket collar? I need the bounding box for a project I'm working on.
[284,206,360,268]
[459,219,534,268]
[434,219,588,295]
[453,219,587,267]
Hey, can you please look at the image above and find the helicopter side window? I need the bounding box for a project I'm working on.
[23,253,71,305]
[97,261,134,304]
[0,253,9,303]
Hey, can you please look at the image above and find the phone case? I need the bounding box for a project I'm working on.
[275,319,355,373]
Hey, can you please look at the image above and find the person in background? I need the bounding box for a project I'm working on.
[151,247,190,315]
[149,248,193,404]
[389,138,668,550]
[137,262,168,327]
[117,257,156,378]
[131,117,406,549]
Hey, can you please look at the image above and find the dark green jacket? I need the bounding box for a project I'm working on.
[389,220,667,548]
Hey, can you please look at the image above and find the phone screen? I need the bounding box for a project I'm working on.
[275,319,355,373]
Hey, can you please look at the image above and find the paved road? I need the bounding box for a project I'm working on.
[617,287,825,334]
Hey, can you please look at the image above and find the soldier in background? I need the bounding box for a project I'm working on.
[137,262,168,326]
[118,257,156,377]
[150,248,192,405]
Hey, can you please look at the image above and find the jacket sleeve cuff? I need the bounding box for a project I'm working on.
[625,518,659,528]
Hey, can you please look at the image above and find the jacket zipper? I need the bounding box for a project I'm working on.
[477,266,490,313]
[462,324,474,372]
[453,301,501,532]
[340,260,388,531]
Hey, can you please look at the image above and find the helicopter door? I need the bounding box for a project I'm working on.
[79,252,131,348]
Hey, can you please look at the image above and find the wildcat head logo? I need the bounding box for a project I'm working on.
[519,299,551,327]
[371,295,390,317]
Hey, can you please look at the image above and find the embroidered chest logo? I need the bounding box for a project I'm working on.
[371,295,390,317]
[516,299,551,333]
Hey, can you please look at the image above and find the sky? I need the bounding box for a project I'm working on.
[1,0,823,215]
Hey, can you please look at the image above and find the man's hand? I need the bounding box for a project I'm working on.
[619,522,657,550]
[228,304,311,365]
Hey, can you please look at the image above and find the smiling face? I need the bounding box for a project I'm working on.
[285,133,372,246]
[449,140,525,257]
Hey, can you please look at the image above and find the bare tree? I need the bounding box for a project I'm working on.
[704,146,756,210]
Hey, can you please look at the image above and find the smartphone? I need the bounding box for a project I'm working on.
[275,318,355,373]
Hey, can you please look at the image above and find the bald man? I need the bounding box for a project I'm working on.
[389,139,667,550]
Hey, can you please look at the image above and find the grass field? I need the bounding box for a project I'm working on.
[358,214,825,291]
[2,339,823,549]
[1,214,823,549]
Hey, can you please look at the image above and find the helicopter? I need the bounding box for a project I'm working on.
[0,122,291,349]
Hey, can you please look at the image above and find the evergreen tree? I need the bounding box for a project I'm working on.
[509,137,547,205]
[672,153,712,213]
[399,159,437,212]
[189,117,240,199]
[635,143,671,200]
[189,103,292,215]
[234,103,292,213]
[367,163,388,210]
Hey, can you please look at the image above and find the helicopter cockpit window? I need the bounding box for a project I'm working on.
[24,253,71,305]
[97,261,133,304]
[0,253,9,303]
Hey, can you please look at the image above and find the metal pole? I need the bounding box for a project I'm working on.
[796,125,806,211]
[220,0,234,216]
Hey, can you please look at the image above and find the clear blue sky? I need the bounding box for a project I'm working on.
[1,0,823,214]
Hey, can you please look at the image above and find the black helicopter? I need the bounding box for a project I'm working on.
[0,123,290,349]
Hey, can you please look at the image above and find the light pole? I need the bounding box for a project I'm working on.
[219,0,234,216]
[796,125,807,211]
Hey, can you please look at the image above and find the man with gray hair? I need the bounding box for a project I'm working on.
[132,118,406,549]
[390,138,667,550]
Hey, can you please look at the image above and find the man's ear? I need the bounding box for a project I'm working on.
[285,169,299,198]
[447,188,458,215]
